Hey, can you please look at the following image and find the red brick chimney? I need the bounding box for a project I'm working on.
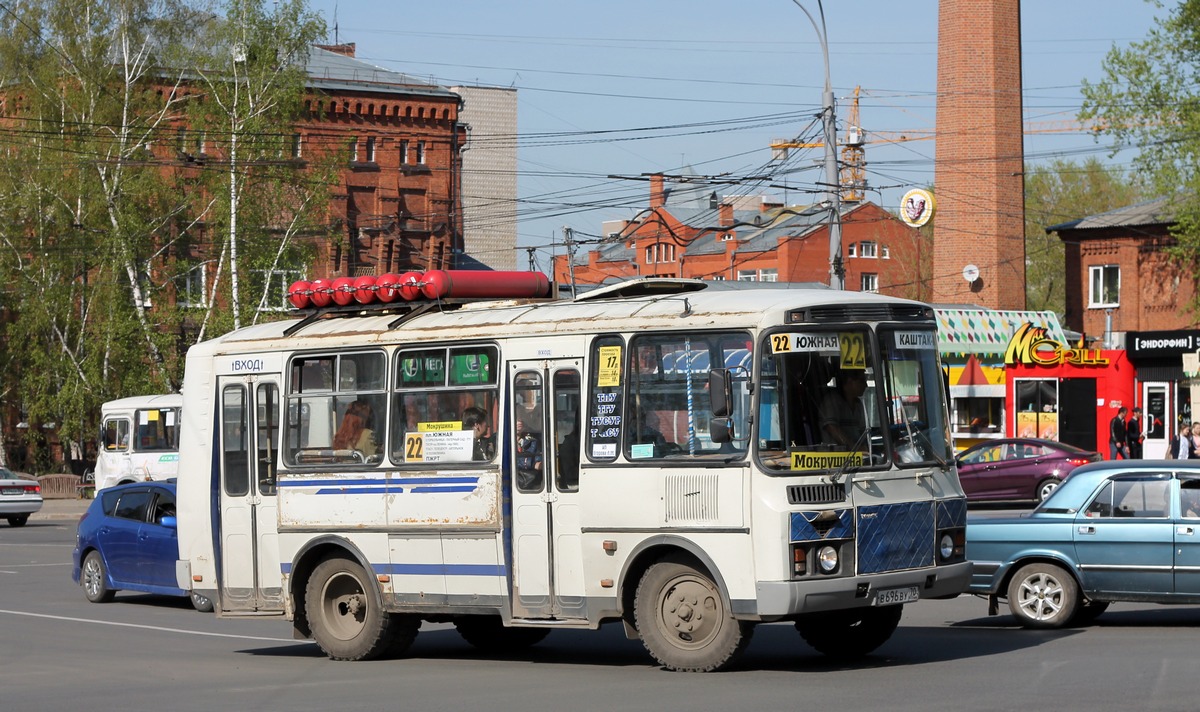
[718,201,736,242]
[649,173,665,210]
[933,0,1026,309]
[316,42,356,57]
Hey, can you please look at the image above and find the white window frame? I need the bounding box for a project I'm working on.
[847,243,857,258]
[399,140,409,165]
[365,136,376,163]
[349,137,359,162]
[292,133,303,159]
[861,273,879,293]
[178,264,207,308]
[1089,264,1120,308]
[255,269,304,312]
[860,241,878,258]
[416,141,426,165]
[737,270,758,282]
[759,268,778,283]
[882,245,890,259]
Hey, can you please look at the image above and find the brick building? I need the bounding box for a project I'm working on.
[301,44,466,280]
[1051,196,1200,456]
[555,173,928,300]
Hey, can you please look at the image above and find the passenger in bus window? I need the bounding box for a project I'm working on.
[463,406,495,461]
[819,370,867,448]
[333,400,378,462]
[515,422,543,489]
[557,413,581,489]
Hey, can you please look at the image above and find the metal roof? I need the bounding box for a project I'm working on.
[304,46,458,99]
[1045,196,1174,232]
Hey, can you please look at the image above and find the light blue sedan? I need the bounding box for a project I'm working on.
[966,460,1200,628]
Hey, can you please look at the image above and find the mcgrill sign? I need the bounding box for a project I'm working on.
[1004,323,1110,367]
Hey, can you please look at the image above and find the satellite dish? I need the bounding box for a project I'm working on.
[962,264,980,283]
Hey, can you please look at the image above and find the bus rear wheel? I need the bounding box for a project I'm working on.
[306,556,404,661]
[634,557,752,672]
[795,604,903,660]
[455,616,551,651]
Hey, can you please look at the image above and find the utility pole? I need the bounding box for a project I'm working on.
[792,0,843,290]
[563,226,577,295]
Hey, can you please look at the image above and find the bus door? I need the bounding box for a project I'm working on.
[509,360,585,619]
[217,374,284,612]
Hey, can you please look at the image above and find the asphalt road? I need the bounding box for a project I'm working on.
[4,507,1200,712]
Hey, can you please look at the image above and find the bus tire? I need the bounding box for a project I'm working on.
[633,557,752,672]
[305,556,396,661]
[383,614,421,658]
[795,604,903,660]
[455,616,551,651]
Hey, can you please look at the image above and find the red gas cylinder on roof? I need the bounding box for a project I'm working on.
[420,270,551,300]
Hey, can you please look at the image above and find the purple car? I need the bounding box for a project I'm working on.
[955,437,1102,503]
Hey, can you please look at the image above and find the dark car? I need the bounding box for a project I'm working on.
[955,437,1101,503]
[967,460,1200,628]
[71,480,212,611]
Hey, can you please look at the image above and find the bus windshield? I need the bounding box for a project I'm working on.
[756,325,949,473]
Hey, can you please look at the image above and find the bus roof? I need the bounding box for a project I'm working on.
[102,393,183,412]
[187,279,931,358]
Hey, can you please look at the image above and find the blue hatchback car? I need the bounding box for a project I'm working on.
[967,460,1200,628]
[71,480,212,612]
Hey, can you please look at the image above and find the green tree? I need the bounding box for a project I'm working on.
[0,0,329,471]
[184,0,327,334]
[1024,158,1146,314]
[1080,0,1198,267]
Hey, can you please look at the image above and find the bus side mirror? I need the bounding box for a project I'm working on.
[709,368,732,417]
[710,416,733,444]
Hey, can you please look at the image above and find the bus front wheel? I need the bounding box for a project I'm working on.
[633,557,752,672]
[795,604,903,660]
[306,556,408,661]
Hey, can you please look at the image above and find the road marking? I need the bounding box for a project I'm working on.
[0,609,296,642]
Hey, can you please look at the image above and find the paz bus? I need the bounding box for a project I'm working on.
[94,394,182,492]
[174,271,970,672]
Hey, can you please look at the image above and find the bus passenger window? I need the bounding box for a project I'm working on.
[391,345,499,466]
[285,351,386,467]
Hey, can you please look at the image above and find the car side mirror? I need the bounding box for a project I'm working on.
[159,515,178,529]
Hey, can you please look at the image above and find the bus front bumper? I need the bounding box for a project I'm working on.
[743,561,972,619]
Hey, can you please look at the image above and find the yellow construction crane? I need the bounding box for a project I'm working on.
[771,86,1102,203]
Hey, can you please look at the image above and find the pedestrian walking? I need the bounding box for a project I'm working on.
[1126,407,1144,459]
[1168,423,1193,459]
[1109,406,1129,460]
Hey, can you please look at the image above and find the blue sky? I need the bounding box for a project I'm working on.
[305,0,1163,271]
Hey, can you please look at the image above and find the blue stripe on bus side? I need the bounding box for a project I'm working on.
[278,476,480,488]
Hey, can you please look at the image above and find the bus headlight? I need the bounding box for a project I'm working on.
[817,545,839,573]
[939,534,954,560]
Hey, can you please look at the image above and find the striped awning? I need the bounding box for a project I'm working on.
[935,308,1067,356]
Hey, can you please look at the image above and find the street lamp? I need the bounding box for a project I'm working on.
[790,0,843,290]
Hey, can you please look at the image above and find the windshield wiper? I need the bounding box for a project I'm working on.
[831,426,872,485]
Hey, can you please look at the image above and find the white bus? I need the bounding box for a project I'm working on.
[94,394,182,492]
[175,273,970,672]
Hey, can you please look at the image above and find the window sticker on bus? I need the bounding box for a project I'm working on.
[768,332,839,355]
[597,345,622,387]
[630,443,655,459]
[417,421,463,432]
[592,442,617,459]
[790,451,864,471]
[892,331,937,350]
[404,430,474,463]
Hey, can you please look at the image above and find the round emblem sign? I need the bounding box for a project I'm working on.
[900,188,935,227]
